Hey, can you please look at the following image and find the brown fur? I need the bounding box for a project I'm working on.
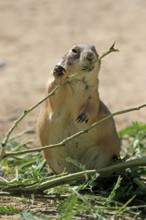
[37,44,120,173]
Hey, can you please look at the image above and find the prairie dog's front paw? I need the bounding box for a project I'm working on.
[76,112,88,123]
[53,65,66,77]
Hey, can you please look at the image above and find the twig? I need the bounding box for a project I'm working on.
[2,103,146,159]
[99,41,119,60]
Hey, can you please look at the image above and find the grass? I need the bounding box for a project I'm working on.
[0,122,146,219]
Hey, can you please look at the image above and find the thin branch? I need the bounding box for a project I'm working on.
[99,41,119,60]
[2,103,146,159]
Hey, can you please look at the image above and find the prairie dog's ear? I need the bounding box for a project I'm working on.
[53,65,66,78]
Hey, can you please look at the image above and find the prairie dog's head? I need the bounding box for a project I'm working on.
[53,44,100,79]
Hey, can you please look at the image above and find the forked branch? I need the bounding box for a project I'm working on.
[99,41,119,60]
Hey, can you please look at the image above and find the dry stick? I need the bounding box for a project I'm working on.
[0,42,119,161]
[2,103,146,159]
[98,41,119,60]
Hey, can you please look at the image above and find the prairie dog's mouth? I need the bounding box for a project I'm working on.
[82,64,95,72]
[82,59,100,72]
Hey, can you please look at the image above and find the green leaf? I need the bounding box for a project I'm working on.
[19,210,36,220]
[119,122,146,137]
[0,205,20,214]
[58,194,78,219]
[106,176,122,205]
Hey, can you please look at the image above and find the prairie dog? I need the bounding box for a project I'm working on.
[37,44,120,173]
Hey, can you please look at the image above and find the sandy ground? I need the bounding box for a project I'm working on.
[0,0,146,146]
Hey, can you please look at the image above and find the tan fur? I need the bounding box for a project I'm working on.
[37,44,120,173]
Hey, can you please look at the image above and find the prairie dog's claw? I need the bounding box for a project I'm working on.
[76,112,88,123]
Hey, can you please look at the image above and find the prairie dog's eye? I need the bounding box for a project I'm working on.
[72,46,79,54]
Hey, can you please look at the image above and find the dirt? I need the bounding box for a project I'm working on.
[0,197,58,220]
[0,0,146,219]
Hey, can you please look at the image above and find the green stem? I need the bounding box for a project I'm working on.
[2,158,146,193]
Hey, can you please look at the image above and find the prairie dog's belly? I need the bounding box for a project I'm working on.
[48,112,96,154]
[45,112,100,173]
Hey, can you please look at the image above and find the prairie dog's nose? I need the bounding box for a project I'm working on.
[86,51,94,61]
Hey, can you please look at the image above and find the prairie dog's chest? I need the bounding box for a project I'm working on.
[48,75,96,145]
[69,76,93,100]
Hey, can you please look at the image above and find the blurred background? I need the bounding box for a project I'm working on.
[0,0,146,145]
